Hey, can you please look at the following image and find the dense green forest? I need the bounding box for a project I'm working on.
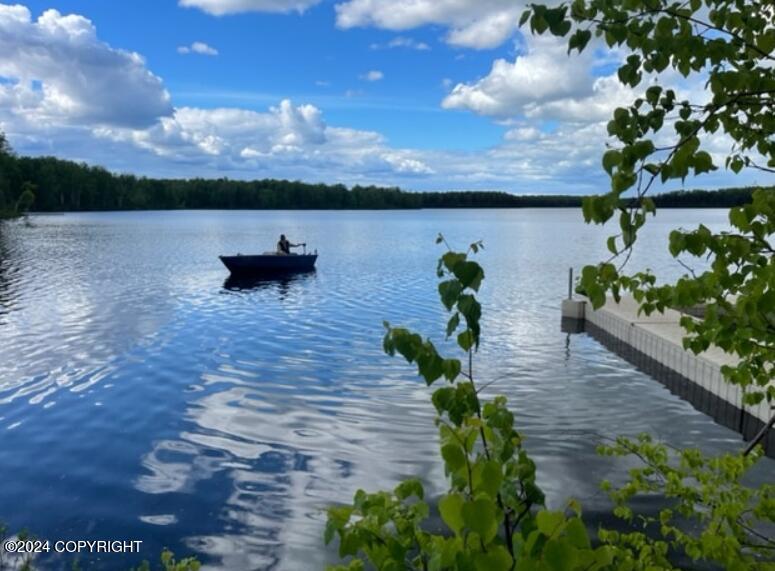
[0,132,769,213]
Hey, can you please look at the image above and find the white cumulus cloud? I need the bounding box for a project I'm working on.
[370,36,430,51]
[178,0,320,15]
[95,99,438,182]
[0,4,172,129]
[442,36,595,117]
[360,70,384,82]
[177,41,219,56]
[383,153,435,174]
[335,0,526,49]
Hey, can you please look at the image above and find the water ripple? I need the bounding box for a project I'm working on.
[0,210,770,570]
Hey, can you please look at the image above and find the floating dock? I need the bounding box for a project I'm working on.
[562,295,774,457]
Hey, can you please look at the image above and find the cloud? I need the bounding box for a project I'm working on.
[0,4,172,129]
[100,100,326,157]
[523,75,636,122]
[360,70,384,82]
[95,99,437,181]
[446,9,520,49]
[442,36,596,117]
[503,126,541,141]
[383,153,434,174]
[177,41,219,56]
[439,34,705,131]
[370,36,430,51]
[178,0,320,15]
[335,0,525,49]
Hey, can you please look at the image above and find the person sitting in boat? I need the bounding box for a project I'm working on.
[277,234,304,255]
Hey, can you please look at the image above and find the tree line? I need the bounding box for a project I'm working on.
[0,133,769,214]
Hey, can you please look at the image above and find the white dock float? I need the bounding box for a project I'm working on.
[563,295,774,456]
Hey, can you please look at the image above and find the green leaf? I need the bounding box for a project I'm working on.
[757,290,775,313]
[457,330,474,351]
[645,85,662,105]
[432,386,455,414]
[441,443,467,472]
[474,545,512,571]
[453,261,485,291]
[441,252,466,273]
[324,520,337,545]
[436,382,479,426]
[391,329,422,362]
[439,279,463,310]
[730,156,744,173]
[536,510,565,537]
[729,207,750,230]
[568,29,592,53]
[395,478,424,500]
[602,150,622,175]
[439,493,465,536]
[462,498,498,542]
[531,12,548,34]
[417,341,444,385]
[693,150,714,174]
[552,19,571,37]
[442,358,461,381]
[633,139,655,160]
[446,313,460,337]
[611,170,637,193]
[668,230,685,257]
[473,460,503,498]
[457,294,481,330]
[543,538,576,571]
[565,518,590,549]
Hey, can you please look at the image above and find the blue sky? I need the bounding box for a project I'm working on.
[0,1,767,193]
[19,0,515,150]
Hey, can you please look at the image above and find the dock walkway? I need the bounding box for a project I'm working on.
[564,296,774,456]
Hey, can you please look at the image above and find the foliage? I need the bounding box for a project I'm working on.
[588,189,775,406]
[0,135,29,220]
[326,237,549,571]
[647,186,763,208]
[16,182,35,214]
[0,525,34,571]
[0,132,12,158]
[522,0,775,407]
[521,0,773,203]
[597,434,775,570]
[325,238,774,570]
[130,549,200,571]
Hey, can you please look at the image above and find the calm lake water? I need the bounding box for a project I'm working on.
[0,209,771,570]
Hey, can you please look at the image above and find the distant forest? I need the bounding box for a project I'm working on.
[0,138,770,213]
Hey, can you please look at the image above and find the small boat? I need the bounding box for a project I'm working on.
[219,252,318,276]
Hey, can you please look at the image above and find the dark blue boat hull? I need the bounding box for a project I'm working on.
[219,254,317,276]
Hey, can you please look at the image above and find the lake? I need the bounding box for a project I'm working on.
[0,209,771,570]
